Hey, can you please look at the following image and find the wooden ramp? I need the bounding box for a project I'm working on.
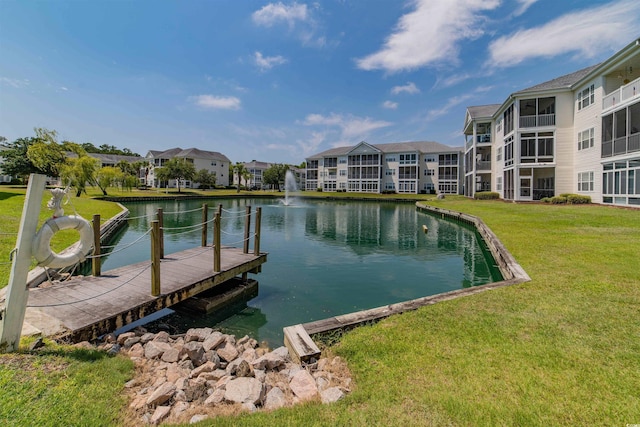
[24,246,267,342]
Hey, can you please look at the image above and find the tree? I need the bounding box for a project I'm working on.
[232,162,248,193]
[154,158,196,193]
[0,137,39,181]
[263,163,289,191]
[95,166,123,196]
[194,168,216,189]
[60,155,100,197]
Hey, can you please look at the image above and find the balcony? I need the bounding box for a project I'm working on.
[476,160,491,171]
[603,76,640,111]
[476,133,491,144]
[602,133,640,157]
[519,114,556,128]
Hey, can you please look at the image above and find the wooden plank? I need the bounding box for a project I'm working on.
[283,324,321,364]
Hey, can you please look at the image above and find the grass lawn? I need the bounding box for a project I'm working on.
[1,190,639,426]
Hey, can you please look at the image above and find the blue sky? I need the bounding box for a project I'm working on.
[1,0,639,165]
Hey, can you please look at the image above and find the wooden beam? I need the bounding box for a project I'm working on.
[283,324,321,364]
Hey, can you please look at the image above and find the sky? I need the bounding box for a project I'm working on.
[1,0,639,165]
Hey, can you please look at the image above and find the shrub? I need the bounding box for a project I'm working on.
[316,187,323,192]
[567,194,591,204]
[474,192,500,200]
[540,197,552,203]
[550,196,568,204]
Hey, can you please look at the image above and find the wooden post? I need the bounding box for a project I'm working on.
[243,205,251,254]
[213,212,221,272]
[254,207,261,256]
[201,204,208,247]
[156,208,164,258]
[92,214,101,277]
[151,220,161,296]
[0,174,46,352]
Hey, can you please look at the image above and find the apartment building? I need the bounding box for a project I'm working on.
[145,147,230,188]
[464,38,640,207]
[306,140,463,195]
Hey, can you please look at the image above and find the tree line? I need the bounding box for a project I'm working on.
[1,128,301,195]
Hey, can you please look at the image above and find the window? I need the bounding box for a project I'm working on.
[497,147,503,161]
[578,171,594,192]
[578,128,595,150]
[504,136,514,167]
[339,170,346,176]
[496,176,503,191]
[578,84,595,110]
[385,169,395,176]
[399,153,417,165]
[424,156,436,163]
[504,104,514,134]
[424,169,434,176]
[386,156,396,162]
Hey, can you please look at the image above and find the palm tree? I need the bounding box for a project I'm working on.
[233,162,248,193]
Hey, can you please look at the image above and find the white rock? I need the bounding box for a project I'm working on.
[202,331,225,351]
[204,388,226,406]
[190,414,208,424]
[146,382,177,406]
[216,341,239,363]
[264,386,287,410]
[150,405,171,425]
[224,377,264,405]
[320,386,345,404]
[289,370,318,401]
[185,327,213,342]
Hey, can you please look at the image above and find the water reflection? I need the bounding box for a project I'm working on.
[107,198,501,346]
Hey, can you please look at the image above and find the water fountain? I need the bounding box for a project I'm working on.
[282,170,297,206]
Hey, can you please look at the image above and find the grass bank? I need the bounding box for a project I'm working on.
[1,191,639,425]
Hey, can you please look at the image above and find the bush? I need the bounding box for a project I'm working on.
[474,191,499,200]
[550,196,568,204]
[567,194,591,204]
[316,187,323,192]
[540,197,552,203]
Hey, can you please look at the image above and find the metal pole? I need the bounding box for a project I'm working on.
[151,220,161,296]
[156,208,164,258]
[201,204,208,247]
[213,212,221,272]
[92,214,101,277]
[243,205,251,254]
[0,174,46,352]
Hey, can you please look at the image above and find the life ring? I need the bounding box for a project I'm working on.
[32,215,94,268]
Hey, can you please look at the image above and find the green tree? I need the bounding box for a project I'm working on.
[263,163,289,191]
[232,162,248,193]
[95,166,123,196]
[0,137,39,181]
[194,168,216,189]
[154,158,196,193]
[60,156,100,197]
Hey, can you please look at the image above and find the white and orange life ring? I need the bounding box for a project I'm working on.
[32,215,94,268]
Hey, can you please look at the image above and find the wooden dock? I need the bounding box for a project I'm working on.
[23,246,267,342]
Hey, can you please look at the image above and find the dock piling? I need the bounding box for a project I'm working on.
[151,220,161,296]
[213,212,221,272]
[92,214,101,277]
[243,206,251,254]
[156,208,164,259]
[201,204,208,247]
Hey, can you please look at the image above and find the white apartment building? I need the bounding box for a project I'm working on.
[464,38,640,207]
[306,141,463,195]
[234,161,306,190]
[145,147,230,188]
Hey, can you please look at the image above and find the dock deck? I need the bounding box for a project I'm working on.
[24,246,267,341]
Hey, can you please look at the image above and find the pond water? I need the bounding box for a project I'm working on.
[102,197,502,346]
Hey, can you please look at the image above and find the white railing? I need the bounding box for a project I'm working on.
[519,114,555,128]
[603,76,640,111]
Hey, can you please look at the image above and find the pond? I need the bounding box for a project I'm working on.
[102,197,502,346]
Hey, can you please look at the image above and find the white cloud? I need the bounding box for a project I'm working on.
[60,86,68,91]
[303,112,393,140]
[488,0,640,69]
[254,51,288,71]
[514,0,538,16]
[252,2,308,28]
[189,95,241,110]
[252,2,327,47]
[382,100,399,110]
[1,77,30,88]
[356,0,500,73]
[391,82,420,95]
[434,73,471,89]
[296,131,327,157]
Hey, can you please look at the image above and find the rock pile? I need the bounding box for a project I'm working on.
[94,327,351,425]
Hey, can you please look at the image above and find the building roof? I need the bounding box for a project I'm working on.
[243,160,272,169]
[467,104,501,119]
[515,63,601,94]
[307,140,460,159]
[146,147,229,162]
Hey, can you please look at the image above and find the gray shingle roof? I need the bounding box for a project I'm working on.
[308,140,460,159]
[516,63,601,94]
[147,147,229,162]
[467,104,501,119]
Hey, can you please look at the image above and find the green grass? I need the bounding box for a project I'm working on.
[2,193,639,426]
[0,338,133,427]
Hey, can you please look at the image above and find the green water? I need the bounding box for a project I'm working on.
[104,197,502,346]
